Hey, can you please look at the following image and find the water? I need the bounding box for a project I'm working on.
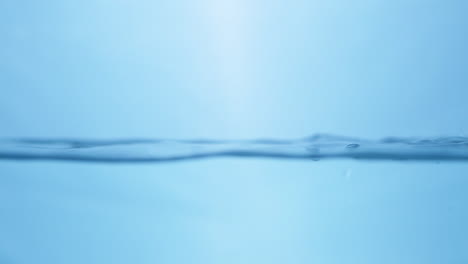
[1,0,468,263]
[3,134,468,162]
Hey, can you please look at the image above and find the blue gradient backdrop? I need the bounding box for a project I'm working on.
[1,0,468,263]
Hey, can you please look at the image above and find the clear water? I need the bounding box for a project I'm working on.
[3,134,468,162]
[1,0,468,263]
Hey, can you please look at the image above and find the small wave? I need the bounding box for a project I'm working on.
[1,134,468,163]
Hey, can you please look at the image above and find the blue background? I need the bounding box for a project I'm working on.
[1,0,468,263]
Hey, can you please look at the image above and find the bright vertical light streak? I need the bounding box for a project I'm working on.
[201,0,258,129]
